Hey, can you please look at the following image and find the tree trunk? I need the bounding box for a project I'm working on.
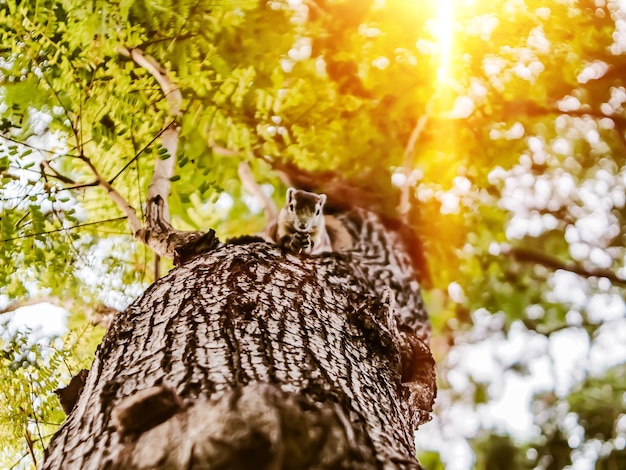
[42,210,436,469]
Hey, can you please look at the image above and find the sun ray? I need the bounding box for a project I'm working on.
[436,0,456,86]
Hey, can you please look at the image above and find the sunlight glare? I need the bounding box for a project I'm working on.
[436,0,455,85]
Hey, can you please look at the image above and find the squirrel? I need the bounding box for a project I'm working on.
[266,188,353,255]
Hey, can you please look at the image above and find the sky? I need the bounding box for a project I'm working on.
[2,302,67,341]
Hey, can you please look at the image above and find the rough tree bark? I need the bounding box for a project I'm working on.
[42,209,436,469]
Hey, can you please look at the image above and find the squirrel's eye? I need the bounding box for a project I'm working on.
[315,209,320,216]
[289,204,295,211]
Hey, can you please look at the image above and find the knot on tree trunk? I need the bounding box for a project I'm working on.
[112,382,379,470]
[140,195,221,263]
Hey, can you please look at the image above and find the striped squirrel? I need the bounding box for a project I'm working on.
[266,188,353,255]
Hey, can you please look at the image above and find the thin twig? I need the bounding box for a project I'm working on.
[0,217,127,242]
[109,120,176,184]
[0,134,78,158]
[77,156,143,234]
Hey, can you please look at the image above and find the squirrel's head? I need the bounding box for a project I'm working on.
[286,188,327,232]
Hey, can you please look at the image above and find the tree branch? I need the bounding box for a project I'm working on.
[266,159,389,213]
[119,48,182,115]
[499,100,626,135]
[0,296,74,315]
[40,160,76,185]
[110,47,223,262]
[24,430,37,468]
[238,161,278,222]
[399,113,429,223]
[119,46,182,225]
[504,246,626,287]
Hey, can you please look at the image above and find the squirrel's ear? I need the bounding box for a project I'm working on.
[287,187,295,202]
[319,194,327,206]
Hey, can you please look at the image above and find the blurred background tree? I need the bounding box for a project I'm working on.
[1,0,625,468]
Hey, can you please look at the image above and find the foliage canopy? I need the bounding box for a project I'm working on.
[1,0,626,468]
